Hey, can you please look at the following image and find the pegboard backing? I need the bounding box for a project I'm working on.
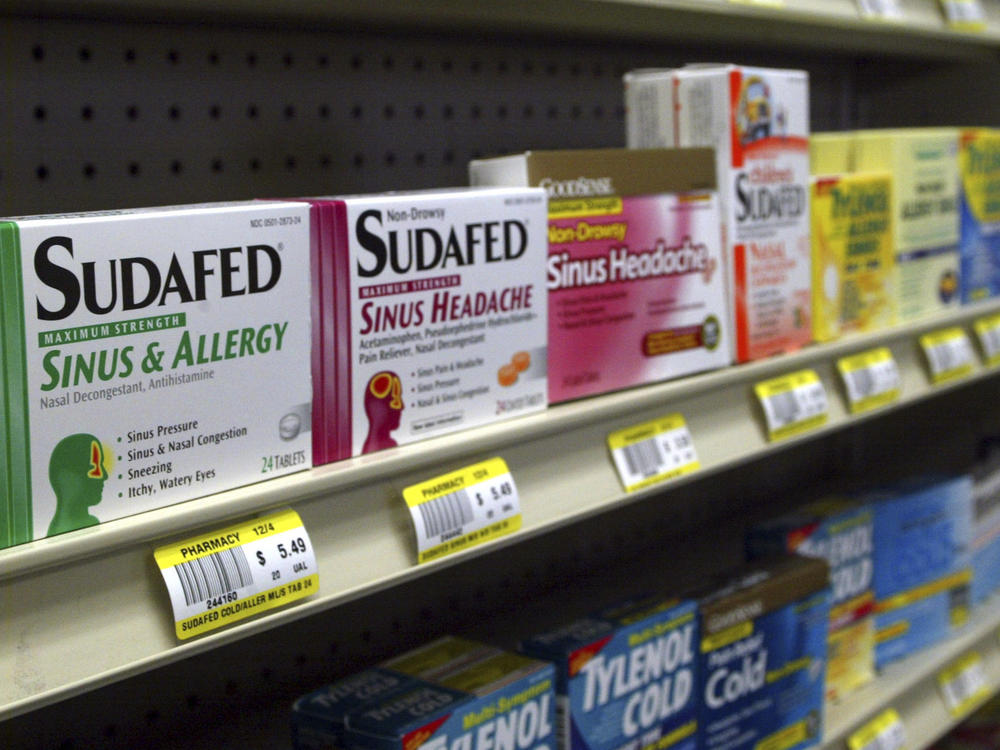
[0,15,917,217]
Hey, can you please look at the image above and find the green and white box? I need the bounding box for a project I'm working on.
[0,201,313,549]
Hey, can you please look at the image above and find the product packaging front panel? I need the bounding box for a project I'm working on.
[854,129,961,319]
[959,128,1000,303]
[628,65,812,362]
[0,202,312,548]
[867,475,973,668]
[520,595,698,750]
[746,500,875,701]
[810,172,896,342]
[470,148,730,403]
[697,556,829,750]
[311,189,548,462]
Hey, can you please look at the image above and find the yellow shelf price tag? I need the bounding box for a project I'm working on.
[857,0,904,20]
[920,327,976,384]
[154,508,318,640]
[937,651,991,718]
[403,457,521,564]
[974,312,1000,366]
[847,708,906,750]
[608,414,699,492]
[754,369,829,441]
[837,347,902,414]
[939,0,986,30]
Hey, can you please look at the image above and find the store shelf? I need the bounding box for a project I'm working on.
[4,0,1000,60]
[825,594,1000,749]
[4,299,1000,722]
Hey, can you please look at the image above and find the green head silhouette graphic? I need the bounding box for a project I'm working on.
[47,433,108,536]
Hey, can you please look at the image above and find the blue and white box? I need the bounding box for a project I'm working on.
[697,555,829,750]
[520,595,698,750]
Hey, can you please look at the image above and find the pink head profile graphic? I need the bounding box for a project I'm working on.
[47,433,108,536]
[362,370,403,453]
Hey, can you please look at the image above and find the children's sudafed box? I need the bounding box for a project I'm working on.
[0,202,312,549]
[747,500,875,702]
[345,650,556,750]
[810,171,896,342]
[307,188,548,463]
[520,595,698,750]
[866,475,973,669]
[697,555,829,750]
[853,128,961,318]
[470,148,731,403]
[959,128,1000,303]
[626,65,812,363]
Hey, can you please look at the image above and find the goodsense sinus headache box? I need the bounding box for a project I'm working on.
[697,555,829,750]
[306,188,548,463]
[747,500,875,702]
[0,201,312,550]
[469,148,731,403]
[625,65,812,362]
[520,594,698,750]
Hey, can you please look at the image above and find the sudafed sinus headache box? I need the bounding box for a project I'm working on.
[697,555,829,750]
[0,201,312,549]
[625,65,812,363]
[519,594,698,750]
[307,188,548,463]
[470,148,731,403]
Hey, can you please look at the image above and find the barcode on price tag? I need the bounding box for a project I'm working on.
[403,457,521,564]
[938,651,991,717]
[974,313,1000,366]
[939,0,986,30]
[857,0,904,20]
[920,327,976,383]
[608,414,699,492]
[154,508,318,640]
[837,347,902,414]
[754,369,829,441]
[847,708,906,750]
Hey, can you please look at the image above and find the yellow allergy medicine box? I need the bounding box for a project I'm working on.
[811,172,896,342]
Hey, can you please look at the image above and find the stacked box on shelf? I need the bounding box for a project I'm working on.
[469,148,731,403]
[0,201,313,551]
[520,594,699,750]
[304,188,548,463]
[958,128,1000,303]
[864,475,973,669]
[747,499,875,702]
[853,128,962,318]
[972,438,1000,607]
[625,64,813,363]
[696,555,830,750]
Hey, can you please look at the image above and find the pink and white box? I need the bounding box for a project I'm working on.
[470,148,731,403]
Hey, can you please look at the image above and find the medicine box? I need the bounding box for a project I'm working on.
[972,440,1000,606]
[810,171,896,342]
[306,188,548,463]
[854,128,961,318]
[958,128,1000,303]
[291,636,511,750]
[520,594,698,750]
[747,499,875,702]
[697,555,829,750]
[469,148,731,403]
[866,475,973,669]
[345,649,556,750]
[0,201,312,550]
[625,64,812,362]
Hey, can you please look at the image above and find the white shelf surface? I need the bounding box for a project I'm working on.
[4,300,1000,721]
[825,593,1000,749]
[3,0,1000,60]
